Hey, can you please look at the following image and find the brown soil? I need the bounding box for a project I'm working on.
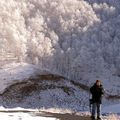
[35,111,91,120]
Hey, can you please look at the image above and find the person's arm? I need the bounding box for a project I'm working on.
[101,86,105,95]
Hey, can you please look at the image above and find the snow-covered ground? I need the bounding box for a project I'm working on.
[103,103,120,114]
[0,62,51,94]
[0,62,37,94]
[0,63,119,109]
[0,112,56,120]
[0,63,119,117]
[0,106,119,120]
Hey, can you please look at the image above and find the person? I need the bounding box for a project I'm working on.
[90,80,104,120]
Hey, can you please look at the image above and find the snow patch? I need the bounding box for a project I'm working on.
[0,62,46,94]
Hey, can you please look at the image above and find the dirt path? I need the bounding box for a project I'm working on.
[0,111,91,120]
[34,111,91,120]
[0,110,119,120]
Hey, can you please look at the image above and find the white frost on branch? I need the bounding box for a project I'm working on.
[0,0,120,82]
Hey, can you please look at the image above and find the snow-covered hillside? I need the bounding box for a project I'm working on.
[0,0,120,82]
[0,62,119,114]
[0,0,120,118]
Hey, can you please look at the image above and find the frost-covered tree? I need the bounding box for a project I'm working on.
[1,0,120,81]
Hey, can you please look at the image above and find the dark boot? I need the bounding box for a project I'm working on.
[91,116,95,120]
[97,116,101,120]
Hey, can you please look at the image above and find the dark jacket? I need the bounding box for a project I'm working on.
[90,84,104,104]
